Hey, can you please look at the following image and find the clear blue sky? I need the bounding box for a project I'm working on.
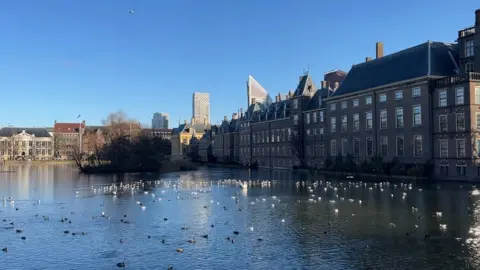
[0,1,478,128]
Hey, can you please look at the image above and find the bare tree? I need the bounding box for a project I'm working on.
[289,128,305,167]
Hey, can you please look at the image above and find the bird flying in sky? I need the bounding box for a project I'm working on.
[77,114,81,119]
[129,9,135,14]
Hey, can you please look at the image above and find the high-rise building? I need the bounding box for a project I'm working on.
[152,112,169,129]
[192,92,210,124]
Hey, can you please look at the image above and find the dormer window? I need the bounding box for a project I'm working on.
[293,99,299,109]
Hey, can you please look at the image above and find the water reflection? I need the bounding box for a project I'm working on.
[0,165,479,269]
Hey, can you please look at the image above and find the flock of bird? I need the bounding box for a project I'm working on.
[2,176,480,268]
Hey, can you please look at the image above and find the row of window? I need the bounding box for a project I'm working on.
[330,87,421,111]
[0,141,52,147]
[256,158,293,168]
[252,146,292,157]
[304,111,325,124]
[439,86,480,106]
[306,144,325,157]
[439,139,468,158]
[252,128,292,144]
[330,105,421,132]
[0,149,52,156]
[330,135,422,157]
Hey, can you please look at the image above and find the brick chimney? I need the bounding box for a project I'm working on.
[376,42,384,58]
[278,93,282,102]
[365,57,373,62]
[224,116,228,122]
[476,9,480,25]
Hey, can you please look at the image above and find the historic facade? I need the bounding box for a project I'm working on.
[53,121,85,159]
[0,128,54,160]
[170,118,210,160]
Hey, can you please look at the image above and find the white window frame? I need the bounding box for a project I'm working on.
[330,117,336,133]
[396,135,404,157]
[330,103,336,111]
[366,111,373,130]
[341,101,347,110]
[412,87,421,97]
[456,113,465,132]
[439,114,448,132]
[293,114,299,125]
[455,87,464,105]
[353,99,359,107]
[466,62,475,73]
[395,107,404,128]
[476,86,480,104]
[312,112,317,123]
[395,90,403,100]
[341,115,348,133]
[293,99,299,109]
[306,113,310,124]
[466,40,475,57]
[366,137,373,157]
[365,96,372,105]
[439,139,448,158]
[413,135,423,157]
[412,105,422,126]
[380,109,387,129]
[353,113,359,132]
[438,89,447,107]
[456,138,466,158]
[379,93,387,103]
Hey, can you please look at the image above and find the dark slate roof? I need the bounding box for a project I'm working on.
[294,74,317,97]
[332,41,458,97]
[0,127,52,137]
[306,88,328,111]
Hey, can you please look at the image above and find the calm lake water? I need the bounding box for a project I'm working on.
[0,164,479,270]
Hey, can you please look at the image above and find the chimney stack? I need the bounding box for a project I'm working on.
[224,116,228,122]
[376,42,384,58]
[366,57,373,62]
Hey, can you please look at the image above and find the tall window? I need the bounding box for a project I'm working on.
[476,87,480,104]
[455,87,464,105]
[396,107,404,128]
[466,62,475,73]
[306,113,310,124]
[353,99,359,107]
[319,145,324,157]
[440,140,448,158]
[466,40,475,57]
[313,112,317,123]
[319,111,324,122]
[294,99,299,109]
[366,137,373,157]
[341,101,347,110]
[380,137,388,157]
[456,139,466,158]
[439,89,447,107]
[330,103,336,111]
[341,115,348,132]
[412,87,421,97]
[456,113,465,131]
[365,96,372,105]
[353,138,360,156]
[413,105,421,126]
[366,111,373,130]
[413,135,423,157]
[319,128,324,140]
[380,109,387,129]
[395,90,403,100]
[353,113,359,132]
[330,117,336,133]
[439,115,448,132]
[396,136,404,157]
[293,114,299,125]
[476,113,480,130]
[379,93,387,103]
[341,138,348,156]
[330,140,337,156]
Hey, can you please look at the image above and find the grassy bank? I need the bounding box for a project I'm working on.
[78,160,198,174]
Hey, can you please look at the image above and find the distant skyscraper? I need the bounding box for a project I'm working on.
[152,112,169,128]
[192,92,210,124]
[247,75,272,107]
